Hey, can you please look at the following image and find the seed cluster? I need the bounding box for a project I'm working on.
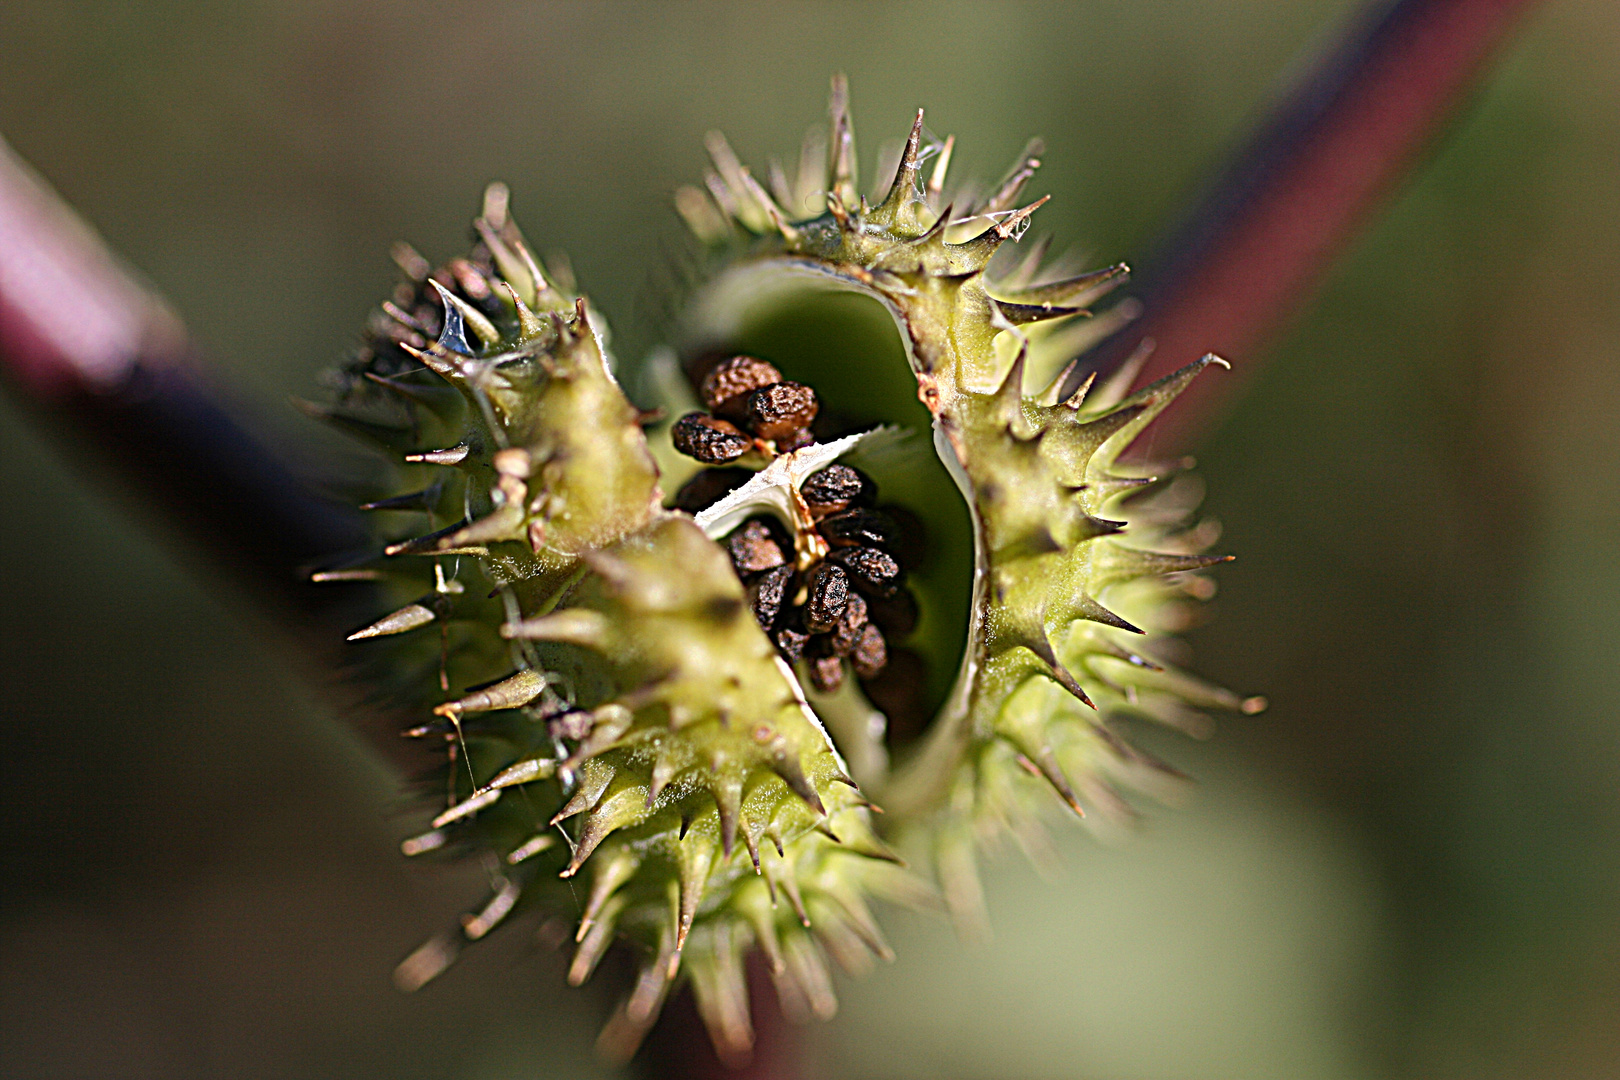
[672,357,922,695]
[672,355,821,462]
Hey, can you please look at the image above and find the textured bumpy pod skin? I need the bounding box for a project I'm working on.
[316,80,1259,1063]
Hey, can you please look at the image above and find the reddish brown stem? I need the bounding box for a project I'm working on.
[639,954,801,1080]
[0,136,403,755]
[0,138,372,601]
[1075,0,1539,449]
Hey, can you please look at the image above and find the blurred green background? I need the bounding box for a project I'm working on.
[2,1,1616,1077]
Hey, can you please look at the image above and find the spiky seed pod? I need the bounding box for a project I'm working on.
[317,81,1260,1065]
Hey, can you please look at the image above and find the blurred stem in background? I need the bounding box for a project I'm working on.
[0,0,1543,1076]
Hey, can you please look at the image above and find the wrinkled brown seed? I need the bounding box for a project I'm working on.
[830,592,869,655]
[820,508,898,550]
[747,565,794,630]
[673,467,750,514]
[851,623,888,679]
[804,563,850,632]
[828,546,901,596]
[774,622,810,664]
[672,412,750,464]
[809,655,845,694]
[701,355,783,419]
[744,382,819,442]
[801,464,876,517]
[727,518,787,573]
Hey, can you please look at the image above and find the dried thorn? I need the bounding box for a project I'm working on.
[432,669,546,717]
[982,137,1044,216]
[996,194,1050,238]
[500,608,610,648]
[1060,371,1098,410]
[403,444,469,466]
[1004,262,1130,308]
[384,518,472,556]
[507,834,556,864]
[390,241,431,282]
[431,787,501,829]
[995,301,1087,326]
[347,602,436,640]
[394,933,459,992]
[400,829,446,856]
[461,877,521,940]
[488,757,556,790]
[927,133,955,197]
[1027,747,1086,818]
[311,568,383,583]
[876,108,926,215]
[826,73,858,206]
[359,486,441,512]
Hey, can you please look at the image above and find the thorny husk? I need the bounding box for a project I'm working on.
[314,76,1261,1066]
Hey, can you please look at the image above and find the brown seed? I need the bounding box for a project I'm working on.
[809,655,845,694]
[747,565,794,630]
[804,563,850,632]
[700,355,784,420]
[744,382,819,441]
[828,546,901,597]
[830,591,868,656]
[727,518,787,574]
[672,467,751,514]
[774,620,810,663]
[851,623,888,679]
[819,508,898,550]
[801,464,876,517]
[672,412,750,464]
[865,588,918,638]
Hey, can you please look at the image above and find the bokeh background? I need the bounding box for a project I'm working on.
[3,1,1617,1077]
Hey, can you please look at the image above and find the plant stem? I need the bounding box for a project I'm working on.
[1075,0,1540,450]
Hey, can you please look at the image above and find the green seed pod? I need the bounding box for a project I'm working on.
[316,80,1259,1064]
